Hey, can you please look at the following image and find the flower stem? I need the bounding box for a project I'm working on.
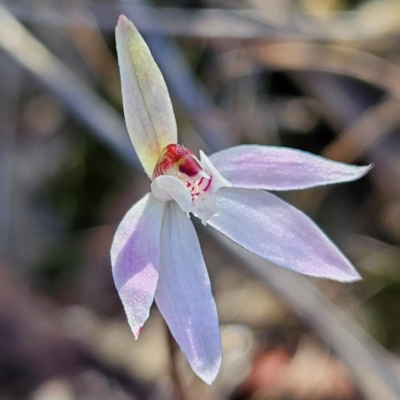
[167,327,189,400]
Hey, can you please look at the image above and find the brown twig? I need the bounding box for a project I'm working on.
[166,325,190,400]
[252,42,400,102]
[322,95,400,163]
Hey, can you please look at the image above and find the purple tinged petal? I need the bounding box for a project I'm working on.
[111,193,165,338]
[209,188,361,282]
[209,145,371,191]
[155,202,221,384]
[116,15,177,177]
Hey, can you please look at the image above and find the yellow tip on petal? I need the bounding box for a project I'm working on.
[116,15,177,178]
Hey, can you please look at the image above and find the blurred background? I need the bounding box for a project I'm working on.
[1,0,400,399]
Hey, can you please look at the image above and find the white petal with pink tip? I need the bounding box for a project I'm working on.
[209,188,361,282]
[210,145,371,191]
[111,193,165,338]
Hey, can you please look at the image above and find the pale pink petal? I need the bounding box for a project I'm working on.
[209,188,361,281]
[111,193,165,338]
[150,175,192,212]
[209,145,371,190]
[155,202,221,384]
[116,15,177,177]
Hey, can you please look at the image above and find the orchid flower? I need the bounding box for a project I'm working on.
[111,15,371,385]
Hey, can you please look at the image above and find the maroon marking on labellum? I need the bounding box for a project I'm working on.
[153,144,202,179]
[178,156,202,177]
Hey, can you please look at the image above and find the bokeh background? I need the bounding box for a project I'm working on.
[1,0,400,399]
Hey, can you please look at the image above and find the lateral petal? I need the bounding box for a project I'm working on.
[209,188,361,282]
[116,15,177,177]
[111,193,165,338]
[155,202,221,384]
[209,145,371,190]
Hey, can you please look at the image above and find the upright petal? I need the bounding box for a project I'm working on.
[209,188,361,281]
[111,193,165,338]
[209,145,371,190]
[155,202,221,384]
[116,15,177,177]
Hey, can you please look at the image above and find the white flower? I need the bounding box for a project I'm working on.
[111,15,370,384]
